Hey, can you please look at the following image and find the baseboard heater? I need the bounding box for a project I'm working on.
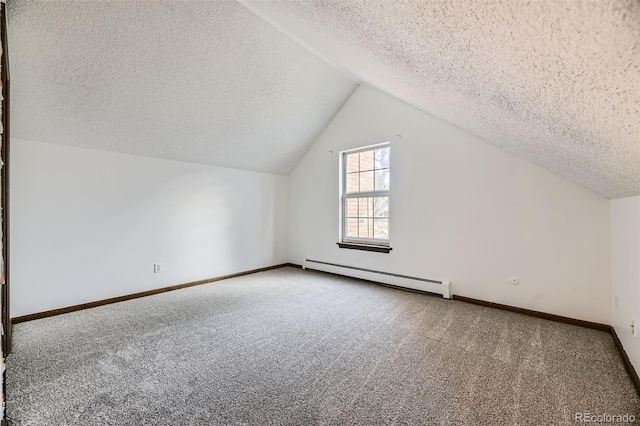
[302,259,451,299]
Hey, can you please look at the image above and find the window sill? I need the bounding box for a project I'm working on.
[337,242,392,253]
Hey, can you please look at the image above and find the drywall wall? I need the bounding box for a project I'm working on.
[288,85,611,324]
[611,196,640,371]
[10,139,288,317]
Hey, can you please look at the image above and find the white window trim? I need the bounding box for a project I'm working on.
[339,142,391,247]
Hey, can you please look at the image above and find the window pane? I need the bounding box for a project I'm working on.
[346,153,359,173]
[374,196,389,217]
[359,218,372,239]
[374,169,390,191]
[374,219,389,240]
[346,198,358,217]
[358,197,373,218]
[359,171,374,192]
[360,150,374,171]
[358,197,366,217]
[375,147,390,169]
[346,218,359,238]
[346,173,359,193]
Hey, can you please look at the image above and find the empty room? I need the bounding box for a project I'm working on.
[0,0,638,424]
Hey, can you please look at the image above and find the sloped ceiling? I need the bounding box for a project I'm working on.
[7,1,356,174]
[245,0,640,198]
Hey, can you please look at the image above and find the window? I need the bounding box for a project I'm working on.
[341,143,390,249]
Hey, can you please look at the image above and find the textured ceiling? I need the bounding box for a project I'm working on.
[246,0,640,198]
[7,1,356,174]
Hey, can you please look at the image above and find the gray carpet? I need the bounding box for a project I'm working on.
[7,267,640,425]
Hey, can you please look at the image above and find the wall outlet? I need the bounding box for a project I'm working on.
[632,317,638,337]
[153,263,162,273]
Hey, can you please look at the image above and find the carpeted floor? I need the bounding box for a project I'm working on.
[7,266,640,425]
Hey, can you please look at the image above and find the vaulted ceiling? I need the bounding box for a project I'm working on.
[245,0,640,198]
[7,1,356,174]
[8,1,640,198]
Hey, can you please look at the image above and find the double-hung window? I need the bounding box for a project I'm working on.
[341,143,390,249]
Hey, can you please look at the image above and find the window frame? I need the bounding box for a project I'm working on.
[340,142,391,248]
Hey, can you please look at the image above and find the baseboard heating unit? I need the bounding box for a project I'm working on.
[302,259,451,299]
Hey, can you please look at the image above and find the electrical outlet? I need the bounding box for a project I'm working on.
[153,263,162,273]
[632,317,637,337]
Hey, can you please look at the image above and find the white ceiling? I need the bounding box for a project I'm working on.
[246,0,640,198]
[7,1,356,174]
[8,1,639,197]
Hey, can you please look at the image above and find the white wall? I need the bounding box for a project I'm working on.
[611,196,640,370]
[288,85,611,324]
[11,139,289,317]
